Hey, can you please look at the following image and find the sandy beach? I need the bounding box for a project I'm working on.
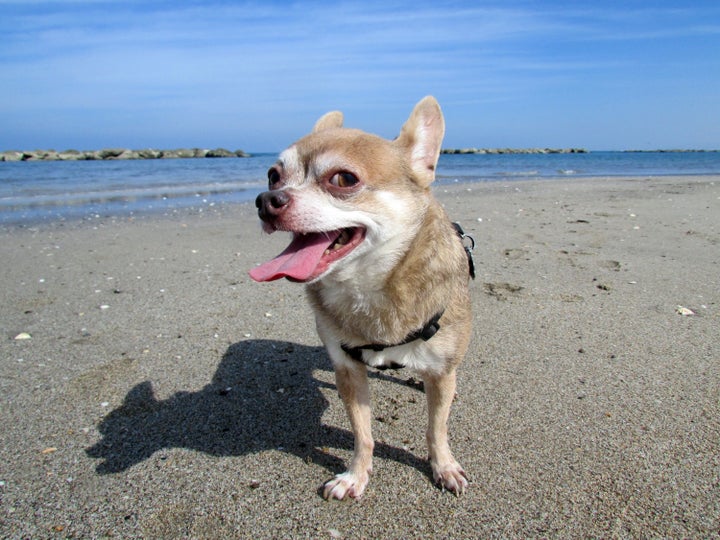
[1,175,718,538]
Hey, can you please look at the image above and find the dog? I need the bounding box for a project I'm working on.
[249,96,473,500]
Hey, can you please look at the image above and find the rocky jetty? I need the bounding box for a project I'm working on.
[0,147,250,162]
[441,147,587,154]
[623,149,718,153]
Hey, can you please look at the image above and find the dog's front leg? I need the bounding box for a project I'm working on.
[323,361,374,500]
[423,368,468,495]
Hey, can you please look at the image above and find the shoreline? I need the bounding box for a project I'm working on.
[1,174,718,537]
[3,174,720,229]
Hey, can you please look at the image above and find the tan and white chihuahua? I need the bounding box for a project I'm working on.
[250,96,472,499]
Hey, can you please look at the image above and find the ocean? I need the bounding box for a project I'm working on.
[1,151,719,225]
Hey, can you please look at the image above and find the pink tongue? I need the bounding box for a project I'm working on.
[249,232,337,282]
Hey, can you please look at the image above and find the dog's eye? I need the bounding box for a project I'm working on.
[267,168,281,188]
[329,172,359,189]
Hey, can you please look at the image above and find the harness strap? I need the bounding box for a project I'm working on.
[452,222,476,280]
[341,310,444,370]
[340,222,475,370]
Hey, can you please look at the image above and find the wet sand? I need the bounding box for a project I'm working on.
[1,176,718,537]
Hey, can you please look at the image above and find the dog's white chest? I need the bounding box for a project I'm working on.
[358,341,440,373]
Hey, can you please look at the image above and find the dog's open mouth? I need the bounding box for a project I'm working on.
[249,227,366,282]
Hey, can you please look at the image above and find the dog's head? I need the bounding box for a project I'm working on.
[249,96,445,284]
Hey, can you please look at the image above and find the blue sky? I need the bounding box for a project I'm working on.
[1,1,719,151]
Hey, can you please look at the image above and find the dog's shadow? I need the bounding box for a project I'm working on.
[86,339,430,483]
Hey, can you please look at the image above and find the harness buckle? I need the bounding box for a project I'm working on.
[452,222,476,280]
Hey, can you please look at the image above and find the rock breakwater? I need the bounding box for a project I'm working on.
[0,147,250,162]
[441,147,587,154]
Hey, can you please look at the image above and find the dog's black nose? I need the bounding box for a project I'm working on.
[256,190,290,221]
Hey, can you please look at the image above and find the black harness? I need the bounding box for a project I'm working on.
[341,222,475,370]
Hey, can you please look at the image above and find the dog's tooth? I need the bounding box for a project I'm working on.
[329,230,347,250]
[337,229,350,245]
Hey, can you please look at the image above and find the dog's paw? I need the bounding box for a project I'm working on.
[432,461,469,496]
[323,471,369,500]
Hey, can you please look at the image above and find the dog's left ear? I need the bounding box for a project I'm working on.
[313,111,344,132]
[396,96,445,187]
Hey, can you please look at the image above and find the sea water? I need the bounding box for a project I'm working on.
[1,151,719,224]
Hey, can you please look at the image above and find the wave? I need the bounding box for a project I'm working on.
[0,181,266,210]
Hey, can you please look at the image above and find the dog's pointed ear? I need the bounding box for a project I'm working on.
[313,111,344,133]
[396,96,445,187]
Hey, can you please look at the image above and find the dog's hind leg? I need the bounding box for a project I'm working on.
[423,368,468,495]
[323,362,374,500]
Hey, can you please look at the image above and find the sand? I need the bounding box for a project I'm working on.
[1,175,718,538]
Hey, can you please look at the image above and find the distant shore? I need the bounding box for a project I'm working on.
[441,147,588,154]
[0,147,251,162]
[3,147,718,162]
[440,147,718,155]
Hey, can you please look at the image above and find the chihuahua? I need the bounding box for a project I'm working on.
[249,96,472,499]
